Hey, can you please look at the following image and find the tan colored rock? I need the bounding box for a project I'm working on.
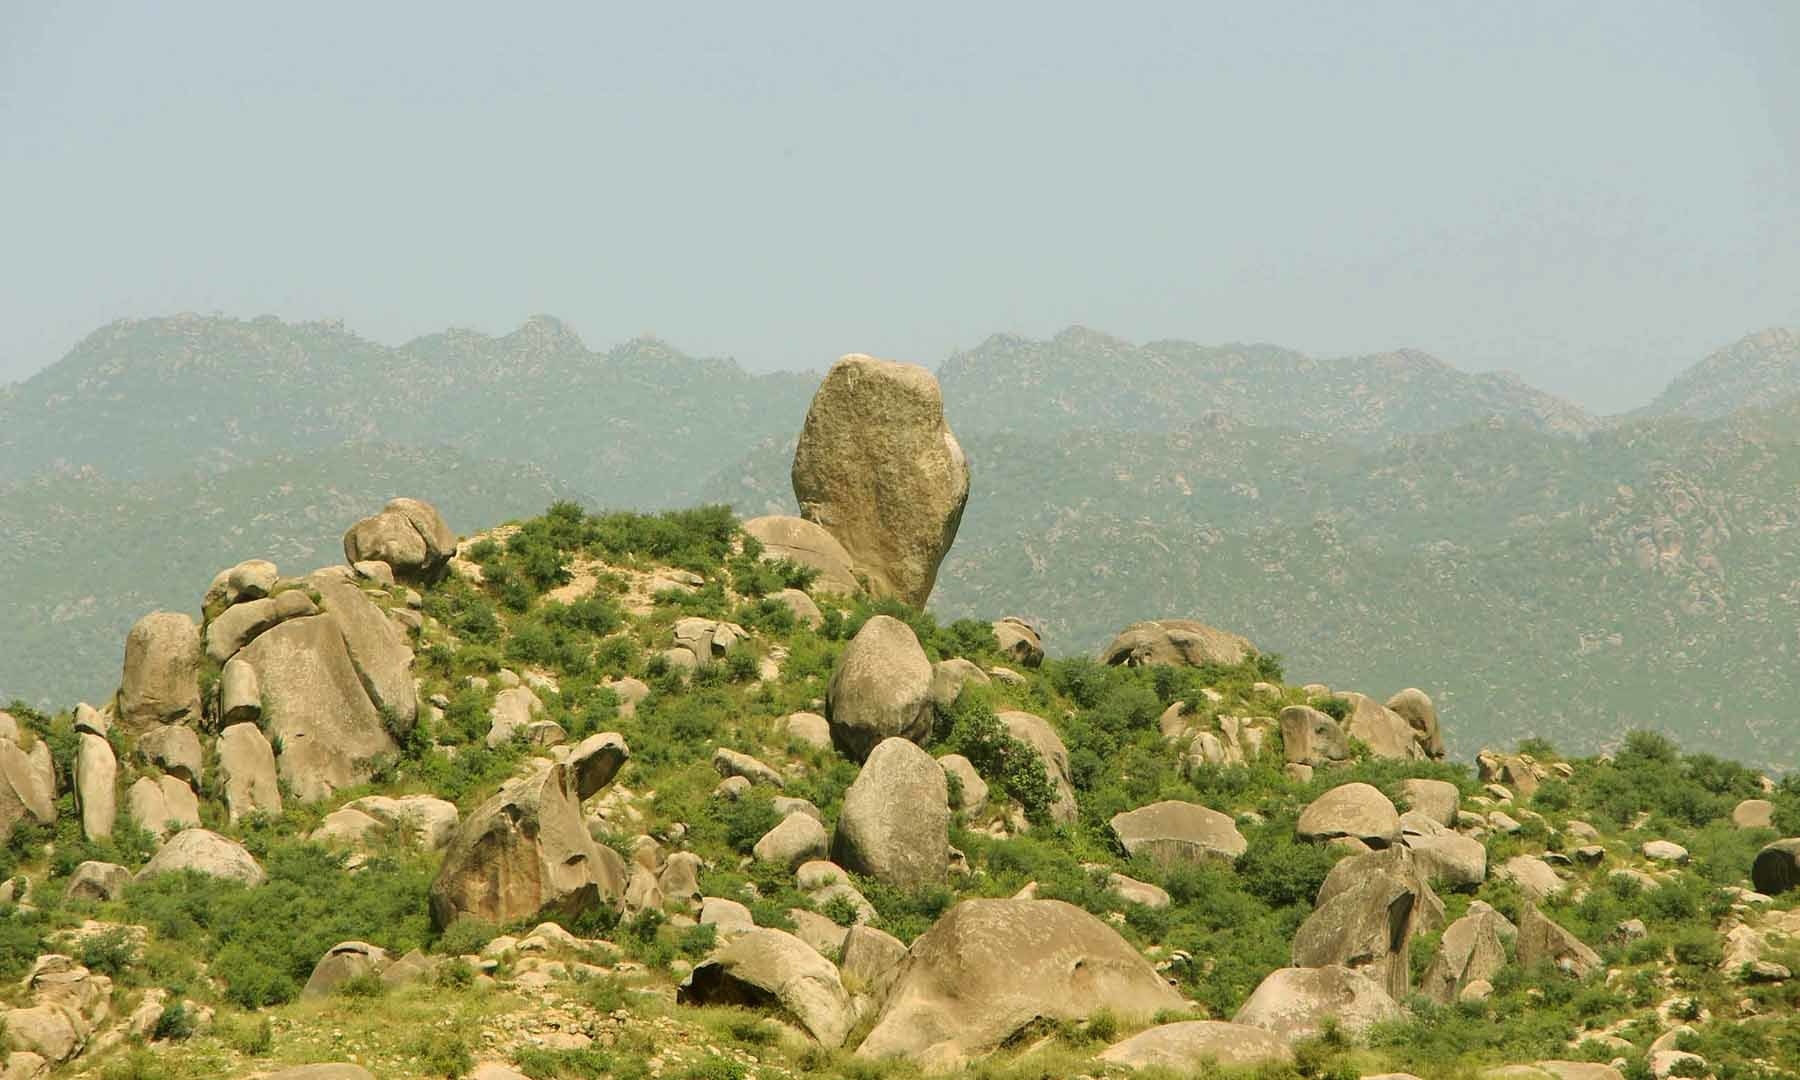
[1109,800,1246,865]
[1299,846,1444,999]
[1497,855,1566,902]
[217,722,281,822]
[1477,750,1543,799]
[679,928,856,1046]
[134,724,202,786]
[826,615,934,761]
[755,814,830,870]
[782,711,832,751]
[64,861,130,902]
[1397,778,1460,826]
[1297,782,1400,848]
[342,497,457,583]
[117,611,201,731]
[0,739,56,844]
[0,1005,83,1063]
[712,747,784,789]
[791,354,970,608]
[839,923,907,1006]
[833,738,948,888]
[125,775,199,838]
[857,899,1183,1066]
[1097,1020,1293,1071]
[771,588,824,629]
[1337,692,1424,760]
[742,515,863,596]
[218,656,261,727]
[937,754,988,816]
[659,852,703,906]
[205,590,318,663]
[137,828,265,885]
[1385,687,1445,759]
[992,617,1044,668]
[928,657,989,711]
[1517,903,1601,978]
[429,760,627,929]
[301,941,388,999]
[1733,799,1775,830]
[74,733,116,842]
[1421,905,1515,1004]
[1233,965,1402,1042]
[564,732,630,801]
[1404,831,1488,890]
[1102,619,1255,668]
[306,573,416,728]
[204,558,279,610]
[264,1066,377,1080]
[236,613,398,802]
[999,710,1078,825]
[1279,705,1350,766]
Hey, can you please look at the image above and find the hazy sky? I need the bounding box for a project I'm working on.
[3,2,1796,411]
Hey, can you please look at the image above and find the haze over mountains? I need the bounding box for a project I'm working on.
[4,315,1799,767]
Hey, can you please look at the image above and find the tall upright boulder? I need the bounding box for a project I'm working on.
[117,611,201,732]
[74,734,116,842]
[342,497,457,583]
[429,753,629,929]
[826,615,934,762]
[1296,846,1443,1000]
[217,722,282,822]
[1385,688,1445,759]
[833,738,949,888]
[0,737,57,843]
[791,354,970,608]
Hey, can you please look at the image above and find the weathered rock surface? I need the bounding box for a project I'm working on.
[998,710,1078,825]
[679,928,855,1046]
[204,590,318,664]
[991,618,1044,668]
[301,941,388,999]
[74,733,116,842]
[342,497,457,582]
[741,515,863,596]
[136,828,265,885]
[938,754,988,816]
[1397,778,1461,826]
[1102,619,1255,668]
[126,775,200,838]
[117,611,201,731]
[1753,838,1800,895]
[1385,687,1445,759]
[1279,705,1351,767]
[1097,1020,1294,1072]
[0,738,57,844]
[1517,903,1602,978]
[1233,965,1403,1042]
[1299,847,1444,999]
[64,861,130,902]
[833,737,948,888]
[134,724,203,786]
[755,813,830,870]
[1296,783,1400,848]
[826,615,934,762]
[1337,692,1425,761]
[791,354,970,608]
[1422,904,1515,1004]
[1109,800,1247,865]
[1733,799,1775,829]
[217,722,282,822]
[429,757,628,929]
[1497,855,1567,902]
[857,899,1183,1066]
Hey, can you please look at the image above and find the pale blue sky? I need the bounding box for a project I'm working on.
[3,2,1796,410]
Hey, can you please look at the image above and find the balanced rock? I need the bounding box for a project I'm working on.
[1385,687,1445,758]
[857,899,1183,1067]
[1397,778,1460,826]
[117,611,201,731]
[826,615,934,762]
[1233,965,1402,1042]
[204,589,317,664]
[1102,619,1255,668]
[137,828,265,885]
[126,775,200,838]
[429,757,628,928]
[1098,1020,1293,1072]
[791,354,970,608]
[741,516,862,596]
[342,497,458,582]
[992,617,1044,668]
[1110,800,1246,866]
[678,928,855,1046]
[1297,783,1400,848]
[134,724,202,786]
[203,558,279,611]
[833,737,949,888]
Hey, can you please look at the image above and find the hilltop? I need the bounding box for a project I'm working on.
[0,355,1798,1080]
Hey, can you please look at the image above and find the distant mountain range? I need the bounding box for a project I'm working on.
[4,315,1799,767]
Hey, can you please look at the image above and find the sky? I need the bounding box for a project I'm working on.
[2,2,1797,413]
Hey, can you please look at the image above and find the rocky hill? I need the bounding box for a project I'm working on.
[1636,329,1800,422]
[6,318,1800,772]
[1,357,1798,1080]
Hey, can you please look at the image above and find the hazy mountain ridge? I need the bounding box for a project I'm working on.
[1637,327,1800,421]
[938,326,1600,440]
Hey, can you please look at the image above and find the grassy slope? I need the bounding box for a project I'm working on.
[6,503,1799,1079]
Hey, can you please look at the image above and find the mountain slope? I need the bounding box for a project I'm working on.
[938,326,1599,440]
[1637,327,1800,420]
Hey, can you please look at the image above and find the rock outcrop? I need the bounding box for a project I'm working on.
[832,737,949,888]
[1110,800,1247,865]
[342,497,458,583]
[1517,904,1602,978]
[1385,687,1445,758]
[217,722,282,822]
[0,737,56,844]
[991,618,1044,668]
[116,611,201,731]
[74,734,116,842]
[429,754,628,929]
[857,899,1183,1067]
[790,354,970,607]
[1296,847,1443,999]
[678,928,855,1047]
[1233,965,1403,1042]
[136,828,265,885]
[1102,619,1255,668]
[1098,1020,1294,1072]
[825,615,934,762]
[740,516,862,596]
[1421,904,1515,1004]
[1297,783,1400,848]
